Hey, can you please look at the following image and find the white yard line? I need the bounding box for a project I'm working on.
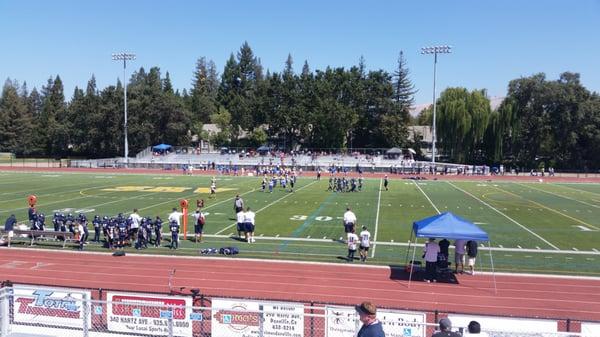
[447,181,560,250]
[215,180,318,235]
[413,180,440,214]
[370,179,383,258]
[518,182,600,209]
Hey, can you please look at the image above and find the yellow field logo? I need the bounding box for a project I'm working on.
[101,186,237,193]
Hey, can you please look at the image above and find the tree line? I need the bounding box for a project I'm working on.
[1,42,599,169]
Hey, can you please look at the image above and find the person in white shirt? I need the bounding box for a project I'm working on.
[347,229,359,262]
[454,239,467,274]
[359,226,371,262]
[168,208,183,227]
[423,238,440,282]
[236,210,246,238]
[77,222,85,250]
[244,207,256,243]
[343,207,357,241]
[129,209,142,242]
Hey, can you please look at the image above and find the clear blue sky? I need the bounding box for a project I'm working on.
[1,0,599,106]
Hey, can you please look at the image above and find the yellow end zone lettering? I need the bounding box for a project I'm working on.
[193,187,237,193]
[145,187,191,193]
[102,186,153,192]
[101,186,191,193]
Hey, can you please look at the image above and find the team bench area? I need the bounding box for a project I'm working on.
[0,229,77,248]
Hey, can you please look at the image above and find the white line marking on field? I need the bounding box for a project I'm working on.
[447,181,559,250]
[215,180,318,235]
[573,248,579,251]
[519,182,600,209]
[517,245,522,249]
[370,178,383,259]
[593,248,599,252]
[413,180,440,214]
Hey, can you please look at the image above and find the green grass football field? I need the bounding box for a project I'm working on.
[1,170,599,276]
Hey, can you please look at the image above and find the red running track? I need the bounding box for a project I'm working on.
[1,248,599,321]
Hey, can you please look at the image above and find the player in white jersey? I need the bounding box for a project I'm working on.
[236,210,246,238]
[244,207,256,243]
[359,226,371,262]
[346,229,359,262]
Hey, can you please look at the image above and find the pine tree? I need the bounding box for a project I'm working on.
[393,51,417,113]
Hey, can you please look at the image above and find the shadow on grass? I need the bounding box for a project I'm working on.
[388,265,459,284]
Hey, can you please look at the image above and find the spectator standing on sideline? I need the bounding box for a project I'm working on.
[462,321,489,337]
[466,240,479,275]
[234,195,244,214]
[192,210,206,243]
[343,207,357,241]
[4,214,16,247]
[432,318,461,337]
[454,239,467,274]
[355,302,385,337]
[423,238,440,283]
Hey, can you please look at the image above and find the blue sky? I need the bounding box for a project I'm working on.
[1,0,599,106]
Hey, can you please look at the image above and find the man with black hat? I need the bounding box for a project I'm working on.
[355,301,385,337]
[432,318,461,337]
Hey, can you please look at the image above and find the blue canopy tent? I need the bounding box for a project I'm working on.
[153,143,172,152]
[406,212,497,293]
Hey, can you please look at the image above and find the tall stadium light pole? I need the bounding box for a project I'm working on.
[421,45,451,165]
[112,52,136,167]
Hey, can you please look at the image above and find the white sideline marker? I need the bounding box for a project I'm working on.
[517,245,522,249]
[536,246,541,250]
[593,248,599,252]
[370,178,383,259]
[498,245,504,248]
[306,236,311,239]
[573,248,579,251]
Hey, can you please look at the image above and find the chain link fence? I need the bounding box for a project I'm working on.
[1,284,596,337]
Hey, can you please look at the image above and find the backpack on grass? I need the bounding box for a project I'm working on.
[219,246,239,255]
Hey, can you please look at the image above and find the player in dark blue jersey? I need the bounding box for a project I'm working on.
[66,213,75,233]
[169,220,179,249]
[117,220,128,249]
[28,206,37,226]
[52,213,61,232]
[153,216,163,247]
[106,217,116,250]
[136,218,150,249]
[92,215,101,242]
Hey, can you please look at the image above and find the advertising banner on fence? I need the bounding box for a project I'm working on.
[326,306,425,337]
[13,284,91,329]
[447,314,557,333]
[107,291,193,337]
[212,298,304,337]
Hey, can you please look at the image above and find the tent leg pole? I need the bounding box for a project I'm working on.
[408,237,418,288]
[488,241,497,295]
[405,230,414,265]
